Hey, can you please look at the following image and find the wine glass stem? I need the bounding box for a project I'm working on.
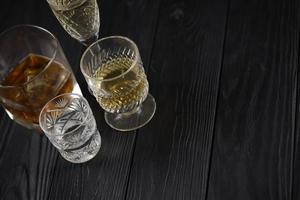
[121,106,142,117]
[81,33,99,46]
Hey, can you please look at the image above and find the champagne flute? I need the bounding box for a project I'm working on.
[47,0,100,46]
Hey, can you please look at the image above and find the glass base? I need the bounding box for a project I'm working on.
[104,94,156,131]
[59,130,101,163]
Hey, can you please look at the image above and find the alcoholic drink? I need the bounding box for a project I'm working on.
[92,57,149,113]
[80,36,156,131]
[48,0,100,42]
[0,54,75,128]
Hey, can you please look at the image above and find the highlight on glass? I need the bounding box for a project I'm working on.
[80,36,156,131]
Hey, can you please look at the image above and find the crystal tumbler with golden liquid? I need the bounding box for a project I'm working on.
[80,36,156,131]
[0,25,81,130]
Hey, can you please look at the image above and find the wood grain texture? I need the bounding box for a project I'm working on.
[294,115,300,198]
[0,117,58,200]
[207,0,300,199]
[125,0,228,199]
[0,0,161,198]
[294,100,300,199]
[0,1,81,200]
[47,0,161,199]
[293,6,300,199]
[2,0,300,200]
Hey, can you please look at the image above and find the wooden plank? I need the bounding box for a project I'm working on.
[0,119,58,200]
[294,115,300,196]
[47,0,161,199]
[207,0,300,199]
[125,0,228,199]
[294,105,300,197]
[0,1,80,199]
[293,4,300,198]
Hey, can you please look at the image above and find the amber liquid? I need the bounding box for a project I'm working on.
[93,57,148,113]
[0,54,75,128]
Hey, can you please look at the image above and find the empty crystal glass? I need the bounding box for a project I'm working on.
[80,36,156,131]
[39,93,101,163]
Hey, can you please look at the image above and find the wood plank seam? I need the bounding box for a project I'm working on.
[46,155,59,200]
[291,4,300,199]
[123,0,163,199]
[124,0,229,199]
[207,0,300,199]
[205,0,231,199]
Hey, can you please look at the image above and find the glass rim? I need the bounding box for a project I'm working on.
[80,35,139,82]
[39,93,91,136]
[0,24,59,89]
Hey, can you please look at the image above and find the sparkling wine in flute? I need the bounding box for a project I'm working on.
[48,0,100,44]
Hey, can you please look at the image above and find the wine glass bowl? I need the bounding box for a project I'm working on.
[80,36,156,131]
[47,0,100,46]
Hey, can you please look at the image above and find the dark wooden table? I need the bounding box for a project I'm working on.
[0,0,300,199]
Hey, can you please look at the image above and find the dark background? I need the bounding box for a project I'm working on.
[1,0,300,199]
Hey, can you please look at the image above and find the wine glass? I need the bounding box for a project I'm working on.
[80,36,156,131]
[47,0,100,46]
